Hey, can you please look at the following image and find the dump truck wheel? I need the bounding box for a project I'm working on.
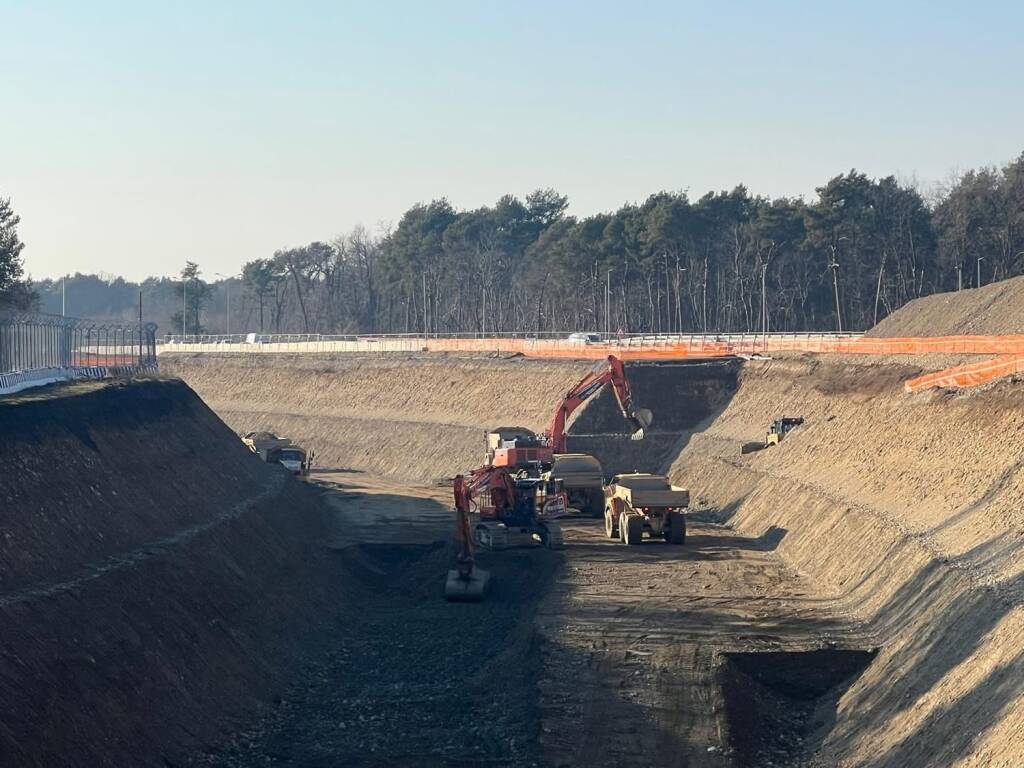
[604,506,618,538]
[619,513,628,543]
[624,513,644,545]
[667,511,685,545]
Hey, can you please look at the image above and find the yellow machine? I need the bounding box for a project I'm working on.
[742,416,804,454]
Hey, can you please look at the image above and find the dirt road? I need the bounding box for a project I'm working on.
[194,472,866,767]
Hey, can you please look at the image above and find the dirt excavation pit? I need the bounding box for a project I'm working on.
[719,649,877,767]
[28,343,1023,766]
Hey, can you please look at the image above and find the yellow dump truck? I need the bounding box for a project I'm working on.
[544,453,606,517]
[604,473,689,545]
[242,431,313,476]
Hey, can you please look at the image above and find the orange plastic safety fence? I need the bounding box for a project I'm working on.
[425,334,1024,360]
[903,355,1024,392]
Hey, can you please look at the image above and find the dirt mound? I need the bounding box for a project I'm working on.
[868,274,1024,336]
[668,354,1024,766]
[0,379,343,767]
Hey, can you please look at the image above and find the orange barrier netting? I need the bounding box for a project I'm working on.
[904,355,1024,392]
[425,334,1024,359]
[425,334,1024,390]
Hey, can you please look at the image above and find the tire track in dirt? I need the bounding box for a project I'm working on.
[536,517,865,767]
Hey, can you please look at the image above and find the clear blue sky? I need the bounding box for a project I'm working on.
[2,1,1022,281]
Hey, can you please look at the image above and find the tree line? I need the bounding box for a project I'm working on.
[6,151,1024,334]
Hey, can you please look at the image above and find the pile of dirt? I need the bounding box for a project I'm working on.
[868,274,1024,336]
[668,354,1024,766]
[0,379,343,767]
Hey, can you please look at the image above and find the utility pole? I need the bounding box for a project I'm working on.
[956,263,963,291]
[61,275,66,316]
[182,277,187,339]
[977,256,984,288]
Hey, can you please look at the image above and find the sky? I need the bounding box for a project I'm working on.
[2,1,1023,282]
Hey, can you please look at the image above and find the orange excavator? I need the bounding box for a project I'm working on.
[487,355,653,469]
[544,354,652,452]
[444,465,567,601]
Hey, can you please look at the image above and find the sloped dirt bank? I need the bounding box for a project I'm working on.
[668,354,1024,766]
[868,274,1024,336]
[0,380,343,767]
[160,354,735,482]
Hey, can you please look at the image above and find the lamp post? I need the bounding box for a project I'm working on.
[676,262,686,335]
[761,262,769,351]
[828,237,848,333]
[215,272,241,336]
[602,272,610,342]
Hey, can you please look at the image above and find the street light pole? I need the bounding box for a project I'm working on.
[422,272,428,341]
[602,268,610,337]
[215,272,241,336]
[829,238,847,334]
[676,262,686,335]
[761,262,768,351]
[977,256,985,288]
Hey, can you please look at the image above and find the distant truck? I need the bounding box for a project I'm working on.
[544,453,606,517]
[242,431,313,476]
[604,473,689,545]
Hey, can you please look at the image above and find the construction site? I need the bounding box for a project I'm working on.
[2,278,1024,768]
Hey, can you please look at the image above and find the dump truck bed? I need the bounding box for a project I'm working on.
[617,487,690,508]
[607,474,689,509]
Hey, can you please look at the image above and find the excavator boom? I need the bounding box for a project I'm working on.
[546,355,652,453]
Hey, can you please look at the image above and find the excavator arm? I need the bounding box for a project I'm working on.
[545,355,653,453]
[446,464,522,602]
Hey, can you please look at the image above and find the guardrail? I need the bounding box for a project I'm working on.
[157,331,866,357]
[0,312,158,395]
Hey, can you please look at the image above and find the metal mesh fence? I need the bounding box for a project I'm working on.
[0,312,158,375]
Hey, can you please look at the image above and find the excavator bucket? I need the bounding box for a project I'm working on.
[444,566,491,602]
[630,408,653,440]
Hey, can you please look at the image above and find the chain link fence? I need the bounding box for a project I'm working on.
[0,311,158,379]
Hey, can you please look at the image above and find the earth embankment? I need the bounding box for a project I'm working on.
[868,274,1024,336]
[0,380,340,767]
[160,354,737,481]
[668,354,1024,766]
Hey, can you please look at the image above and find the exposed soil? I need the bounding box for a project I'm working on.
[10,342,1024,766]
[192,472,862,768]
[669,353,1024,766]
[867,274,1024,336]
[0,380,343,767]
